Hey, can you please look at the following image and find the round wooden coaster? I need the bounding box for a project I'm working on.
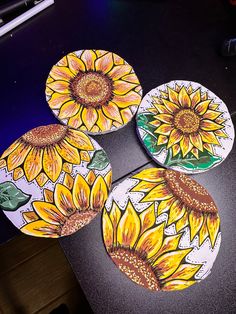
[0,124,112,237]
[136,80,234,173]
[102,168,221,291]
[46,49,142,134]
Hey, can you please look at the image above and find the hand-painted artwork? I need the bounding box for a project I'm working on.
[46,49,142,134]
[136,80,234,173]
[103,168,221,292]
[0,124,112,237]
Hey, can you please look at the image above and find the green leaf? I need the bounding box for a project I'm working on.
[137,113,156,134]
[165,149,222,170]
[0,182,31,211]
[143,133,165,155]
[87,150,109,171]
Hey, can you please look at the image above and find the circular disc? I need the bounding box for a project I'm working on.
[136,80,234,173]
[46,49,142,134]
[0,124,112,237]
[102,167,221,292]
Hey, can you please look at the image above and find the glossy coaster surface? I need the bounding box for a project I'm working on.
[103,168,221,291]
[0,124,112,237]
[136,80,234,173]
[46,49,142,134]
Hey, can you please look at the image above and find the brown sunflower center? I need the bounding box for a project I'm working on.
[70,71,113,108]
[164,170,218,213]
[22,124,67,147]
[174,109,200,133]
[108,247,160,291]
[60,210,97,236]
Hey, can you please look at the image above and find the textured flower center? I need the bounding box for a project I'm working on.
[22,124,67,147]
[164,170,218,213]
[60,210,97,236]
[109,247,160,291]
[174,109,200,133]
[70,72,113,108]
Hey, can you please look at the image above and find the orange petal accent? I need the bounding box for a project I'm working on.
[68,107,83,129]
[56,140,81,164]
[63,173,74,190]
[155,113,174,124]
[113,91,141,108]
[36,173,48,187]
[24,147,43,181]
[157,197,175,215]
[194,100,211,115]
[7,142,31,171]
[47,81,70,94]
[172,144,180,157]
[81,107,98,131]
[109,202,121,239]
[95,52,113,73]
[176,210,189,232]
[131,180,158,193]
[21,220,60,238]
[153,104,170,114]
[190,133,203,151]
[214,129,228,138]
[162,99,180,113]
[90,176,108,211]
[81,50,96,70]
[122,73,140,84]
[167,129,183,148]
[113,80,137,95]
[62,162,73,174]
[102,102,123,123]
[48,93,71,110]
[167,263,201,281]
[162,279,196,291]
[203,143,213,154]
[1,139,20,158]
[121,107,133,124]
[33,201,65,224]
[140,204,156,234]
[58,56,68,66]
[96,109,112,132]
[67,53,86,74]
[157,135,168,145]
[191,148,199,159]
[113,53,124,65]
[150,119,161,127]
[199,130,220,145]
[199,215,208,245]
[86,170,96,185]
[207,213,220,247]
[153,234,182,260]
[190,88,201,107]
[154,124,173,136]
[13,167,24,180]
[49,65,74,81]
[43,188,54,203]
[43,147,62,182]
[58,101,80,119]
[189,210,204,241]
[80,150,90,162]
[178,87,191,107]
[141,183,172,202]
[105,170,112,188]
[167,87,179,105]
[167,200,185,225]
[132,168,165,183]
[22,211,39,223]
[203,110,221,120]
[103,210,113,248]
[66,129,94,150]
[54,184,76,216]
[108,64,132,80]
[180,135,193,157]
[72,174,90,210]
[200,119,224,131]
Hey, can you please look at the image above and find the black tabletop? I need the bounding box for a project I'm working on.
[1,0,236,313]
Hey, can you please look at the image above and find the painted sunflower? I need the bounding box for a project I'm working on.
[46,49,142,133]
[103,200,202,291]
[131,168,220,247]
[21,170,112,237]
[149,83,227,158]
[0,124,94,186]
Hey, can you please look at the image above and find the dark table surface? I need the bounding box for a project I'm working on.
[1,0,236,313]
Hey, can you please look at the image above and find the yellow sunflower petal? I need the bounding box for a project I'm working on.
[105,170,112,188]
[166,263,201,281]
[199,215,208,245]
[7,142,31,171]
[67,53,86,74]
[136,222,165,259]
[36,173,48,187]
[162,99,180,113]
[58,101,80,120]
[215,117,225,124]
[72,174,90,210]
[103,210,113,248]
[154,124,173,136]
[157,135,168,145]
[113,53,124,65]
[95,50,107,57]
[153,234,182,259]
[91,125,100,133]
[214,129,228,138]
[121,107,133,124]
[22,211,39,223]
[47,81,70,94]
[200,119,224,131]
[154,249,192,279]
[203,143,213,154]
[33,201,65,224]
[191,147,199,159]
[122,73,139,84]
[81,50,96,70]
[21,220,60,238]
[81,107,98,131]
[13,167,24,180]
[90,176,108,211]
[113,80,137,95]
[199,130,220,145]
[160,91,168,98]
[180,135,193,157]
[187,85,193,94]
[63,173,74,190]
[1,139,21,158]
[178,87,191,107]
[102,102,123,123]
[189,210,204,241]
[150,119,161,127]
[167,129,183,149]
[48,93,71,110]
[108,64,132,81]
[24,147,43,181]
[112,91,141,108]
[194,100,211,115]
[209,103,219,110]
[66,129,94,150]
[207,213,220,247]
[132,168,165,183]
[190,133,203,151]
[154,104,170,114]
[131,181,158,193]
[55,140,81,164]
[96,109,112,131]
[43,147,62,182]
[155,113,174,124]
[203,110,221,120]
[80,150,90,162]
[58,56,68,66]
[167,200,185,226]
[141,183,172,202]
[49,65,74,82]
[54,183,76,216]
[172,144,180,157]
[157,197,175,215]
[175,210,189,232]
[95,52,113,73]
[109,202,121,230]
[190,88,201,107]
[117,201,140,248]
[167,87,179,105]
[140,204,156,234]
[43,188,54,203]
[62,162,73,174]
[162,279,196,291]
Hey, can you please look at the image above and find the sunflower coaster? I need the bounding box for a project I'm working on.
[46,49,142,134]
[103,168,221,292]
[136,80,234,173]
[0,124,112,238]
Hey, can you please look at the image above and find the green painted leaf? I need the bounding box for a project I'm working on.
[137,113,156,133]
[0,182,31,211]
[143,133,165,155]
[87,150,109,170]
[165,149,222,170]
